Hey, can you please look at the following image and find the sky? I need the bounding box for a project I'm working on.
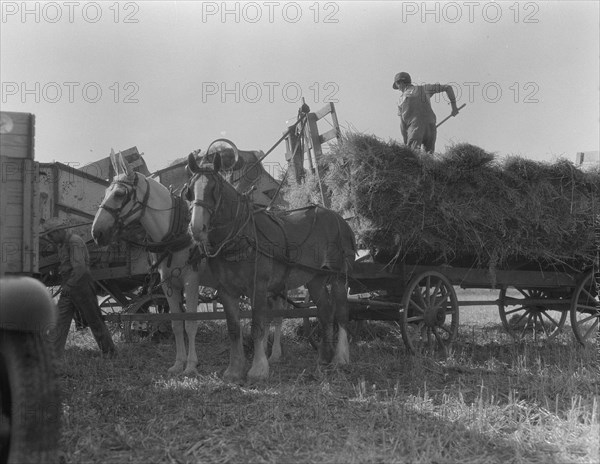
[1,0,599,175]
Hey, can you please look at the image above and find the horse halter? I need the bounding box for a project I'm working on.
[187,169,223,217]
[99,173,151,231]
[187,167,254,258]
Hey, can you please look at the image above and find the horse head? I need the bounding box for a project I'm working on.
[92,149,147,246]
[186,151,223,251]
[186,139,243,253]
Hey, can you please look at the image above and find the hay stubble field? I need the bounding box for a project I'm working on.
[57,289,599,464]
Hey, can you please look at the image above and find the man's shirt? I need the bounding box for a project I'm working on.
[57,232,90,289]
[398,84,449,125]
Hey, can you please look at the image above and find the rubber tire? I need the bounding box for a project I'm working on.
[0,330,61,464]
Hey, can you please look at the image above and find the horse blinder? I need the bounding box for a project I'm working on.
[182,183,194,202]
[98,175,144,230]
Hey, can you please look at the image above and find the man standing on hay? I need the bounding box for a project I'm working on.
[393,72,460,153]
[42,217,116,360]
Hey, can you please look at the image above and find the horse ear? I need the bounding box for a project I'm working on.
[187,152,200,173]
[119,152,135,179]
[213,153,222,172]
[110,148,121,175]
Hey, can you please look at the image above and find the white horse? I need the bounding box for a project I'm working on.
[91,151,283,376]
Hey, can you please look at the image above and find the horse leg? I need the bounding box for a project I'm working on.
[332,277,350,364]
[266,295,283,363]
[165,289,186,374]
[247,287,270,382]
[269,316,283,363]
[220,289,245,382]
[307,277,335,364]
[182,277,200,375]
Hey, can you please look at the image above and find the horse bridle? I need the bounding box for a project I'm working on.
[99,173,151,232]
[187,168,254,258]
[186,169,223,217]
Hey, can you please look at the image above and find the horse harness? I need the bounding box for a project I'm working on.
[188,169,348,277]
[100,173,199,270]
[145,195,197,269]
[187,168,275,256]
[99,173,151,232]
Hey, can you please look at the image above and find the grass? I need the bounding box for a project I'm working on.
[56,290,599,464]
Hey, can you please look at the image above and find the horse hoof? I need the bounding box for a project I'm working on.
[268,353,282,364]
[247,371,269,384]
[223,368,244,384]
[168,363,185,374]
[247,364,269,382]
[183,367,199,377]
[332,354,350,365]
[318,348,334,364]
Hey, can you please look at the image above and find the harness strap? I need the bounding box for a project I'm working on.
[99,175,151,231]
[193,199,216,214]
[144,195,192,254]
[253,209,292,282]
[187,246,203,272]
[191,170,350,278]
[227,205,349,277]
[102,173,195,269]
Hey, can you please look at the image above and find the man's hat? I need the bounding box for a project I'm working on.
[40,217,69,236]
[393,72,411,89]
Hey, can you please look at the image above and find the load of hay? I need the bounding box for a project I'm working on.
[283,133,599,273]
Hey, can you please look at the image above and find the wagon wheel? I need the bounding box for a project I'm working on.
[122,293,170,342]
[570,271,599,346]
[99,292,136,316]
[498,287,568,342]
[400,271,459,355]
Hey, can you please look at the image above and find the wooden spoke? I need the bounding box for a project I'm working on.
[570,271,599,346]
[99,292,135,316]
[122,293,170,342]
[538,310,562,331]
[400,271,459,355]
[498,287,568,342]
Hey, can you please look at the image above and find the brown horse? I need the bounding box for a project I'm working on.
[187,150,356,382]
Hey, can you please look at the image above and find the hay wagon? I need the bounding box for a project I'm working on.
[343,257,597,353]
[275,103,599,352]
